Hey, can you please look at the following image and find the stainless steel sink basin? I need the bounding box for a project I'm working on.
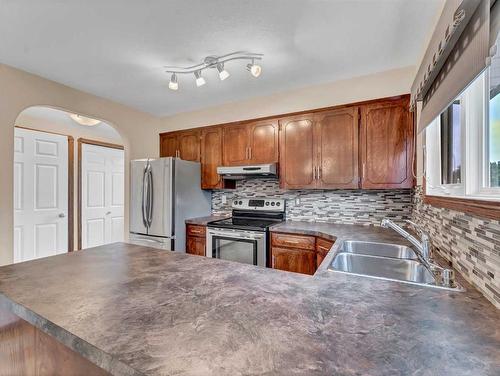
[329,253,435,285]
[341,241,418,260]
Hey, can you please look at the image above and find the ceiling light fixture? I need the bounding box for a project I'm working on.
[216,63,230,81]
[69,114,101,126]
[246,60,262,78]
[194,70,206,87]
[168,73,179,91]
[164,51,263,91]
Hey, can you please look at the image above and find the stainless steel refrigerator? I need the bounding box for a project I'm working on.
[129,158,211,251]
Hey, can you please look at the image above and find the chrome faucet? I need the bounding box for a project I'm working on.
[381,218,431,267]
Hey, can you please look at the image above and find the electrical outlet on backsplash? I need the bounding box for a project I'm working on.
[211,179,413,226]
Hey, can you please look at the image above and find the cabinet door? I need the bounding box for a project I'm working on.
[178,131,200,162]
[360,98,414,189]
[160,134,178,157]
[271,247,316,275]
[248,120,278,164]
[279,116,316,189]
[186,236,206,256]
[316,108,359,189]
[316,237,334,268]
[222,124,249,165]
[201,127,223,189]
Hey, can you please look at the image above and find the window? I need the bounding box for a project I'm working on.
[488,77,500,188]
[425,68,500,201]
[440,100,462,185]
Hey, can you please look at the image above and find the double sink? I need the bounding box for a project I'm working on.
[328,240,462,290]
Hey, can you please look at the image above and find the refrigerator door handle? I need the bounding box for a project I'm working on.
[147,166,154,227]
[142,161,149,228]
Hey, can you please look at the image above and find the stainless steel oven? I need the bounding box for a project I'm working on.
[206,198,285,268]
[206,227,266,267]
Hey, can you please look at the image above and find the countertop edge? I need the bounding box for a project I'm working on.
[0,293,144,376]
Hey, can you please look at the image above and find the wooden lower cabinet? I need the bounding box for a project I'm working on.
[0,306,109,376]
[316,237,335,268]
[270,232,333,275]
[186,224,206,256]
[271,247,316,275]
[186,236,206,256]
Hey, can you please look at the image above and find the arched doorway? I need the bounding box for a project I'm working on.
[13,106,125,262]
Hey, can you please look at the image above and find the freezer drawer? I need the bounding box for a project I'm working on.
[129,233,172,250]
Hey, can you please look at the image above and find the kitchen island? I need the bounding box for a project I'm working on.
[0,225,499,375]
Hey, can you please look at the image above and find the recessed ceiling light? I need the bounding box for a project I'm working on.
[69,114,101,126]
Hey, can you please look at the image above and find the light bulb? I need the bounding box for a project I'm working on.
[168,73,178,90]
[247,63,262,77]
[217,63,230,81]
[194,70,206,87]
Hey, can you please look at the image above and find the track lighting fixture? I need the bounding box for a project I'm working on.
[164,51,263,91]
[168,73,178,91]
[216,63,230,81]
[246,60,262,78]
[194,70,206,87]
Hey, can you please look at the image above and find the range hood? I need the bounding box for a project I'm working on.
[217,163,277,180]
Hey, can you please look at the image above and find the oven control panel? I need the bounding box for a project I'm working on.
[231,198,285,212]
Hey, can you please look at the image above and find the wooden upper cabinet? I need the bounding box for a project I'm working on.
[279,115,316,189]
[160,130,200,162]
[222,120,278,166]
[159,95,414,191]
[201,127,223,189]
[178,130,200,162]
[360,97,414,189]
[222,124,249,165]
[160,133,178,157]
[316,107,359,189]
[247,120,278,164]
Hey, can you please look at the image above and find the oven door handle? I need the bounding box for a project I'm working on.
[207,230,264,240]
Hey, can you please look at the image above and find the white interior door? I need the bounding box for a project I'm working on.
[81,143,124,249]
[14,128,68,262]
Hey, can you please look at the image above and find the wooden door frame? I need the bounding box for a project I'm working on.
[77,138,124,250]
[14,125,75,253]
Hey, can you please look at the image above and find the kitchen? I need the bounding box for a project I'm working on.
[0,1,500,375]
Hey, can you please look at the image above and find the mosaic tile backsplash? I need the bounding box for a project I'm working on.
[211,180,499,308]
[211,179,413,225]
[412,186,500,309]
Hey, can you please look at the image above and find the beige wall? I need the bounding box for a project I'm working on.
[16,108,124,251]
[0,63,416,265]
[0,63,160,265]
[157,66,415,131]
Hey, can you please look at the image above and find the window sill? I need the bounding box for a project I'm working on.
[423,194,500,220]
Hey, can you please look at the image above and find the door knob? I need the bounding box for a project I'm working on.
[106,211,111,215]
[58,213,66,218]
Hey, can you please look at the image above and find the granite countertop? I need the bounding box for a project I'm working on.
[0,224,499,376]
[185,214,229,225]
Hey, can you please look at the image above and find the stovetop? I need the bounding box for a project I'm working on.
[207,198,286,232]
[207,217,281,232]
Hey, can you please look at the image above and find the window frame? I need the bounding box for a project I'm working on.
[424,70,500,207]
[425,94,466,198]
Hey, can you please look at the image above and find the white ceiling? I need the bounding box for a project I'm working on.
[0,0,444,117]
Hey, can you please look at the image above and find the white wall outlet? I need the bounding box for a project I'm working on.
[221,195,227,204]
[295,197,301,205]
